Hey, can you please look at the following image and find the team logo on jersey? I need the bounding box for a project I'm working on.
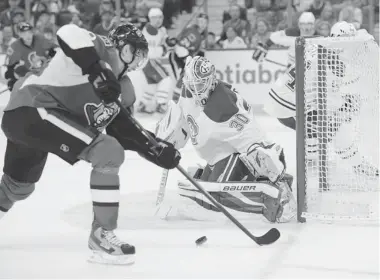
[84,102,120,131]
[186,115,199,145]
[28,51,46,69]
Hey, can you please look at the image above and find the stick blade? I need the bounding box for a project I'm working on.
[255,228,280,245]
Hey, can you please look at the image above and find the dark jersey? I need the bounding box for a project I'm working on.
[5,34,56,77]
[5,25,135,132]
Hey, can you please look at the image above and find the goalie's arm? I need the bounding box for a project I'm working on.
[155,100,190,149]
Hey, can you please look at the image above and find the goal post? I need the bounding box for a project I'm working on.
[295,35,379,222]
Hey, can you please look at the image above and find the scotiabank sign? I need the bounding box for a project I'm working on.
[206,49,288,106]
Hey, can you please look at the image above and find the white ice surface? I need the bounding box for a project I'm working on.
[0,100,378,278]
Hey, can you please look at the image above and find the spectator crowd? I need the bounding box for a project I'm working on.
[209,0,379,49]
[0,0,378,54]
[0,0,198,53]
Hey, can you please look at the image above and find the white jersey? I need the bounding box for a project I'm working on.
[268,28,301,66]
[178,81,268,165]
[264,29,377,118]
[142,24,167,59]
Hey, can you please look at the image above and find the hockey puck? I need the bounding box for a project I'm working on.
[195,236,207,246]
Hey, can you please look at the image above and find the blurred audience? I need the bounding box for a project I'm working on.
[222,0,247,24]
[0,25,16,53]
[206,31,221,49]
[223,26,247,49]
[0,0,378,55]
[249,17,271,48]
[221,4,250,41]
[93,9,116,35]
[1,0,25,28]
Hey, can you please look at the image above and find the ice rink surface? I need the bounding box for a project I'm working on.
[0,89,378,279]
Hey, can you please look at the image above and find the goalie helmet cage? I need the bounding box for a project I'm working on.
[295,36,379,223]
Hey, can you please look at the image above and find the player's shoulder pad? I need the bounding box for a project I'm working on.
[284,28,300,37]
[203,81,239,123]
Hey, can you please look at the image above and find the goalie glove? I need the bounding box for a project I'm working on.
[155,100,190,149]
[239,143,286,183]
[252,42,268,63]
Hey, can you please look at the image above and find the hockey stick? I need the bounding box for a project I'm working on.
[264,58,288,68]
[0,88,9,95]
[114,99,281,246]
[156,168,169,206]
[175,0,206,39]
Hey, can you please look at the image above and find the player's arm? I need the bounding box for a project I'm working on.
[155,99,190,149]
[4,43,27,90]
[56,24,120,104]
[252,28,297,62]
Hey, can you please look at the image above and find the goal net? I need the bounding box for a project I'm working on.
[295,35,379,222]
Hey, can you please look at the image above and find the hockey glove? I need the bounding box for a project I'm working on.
[88,61,121,104]
[166,37,178,47]
[140,139,181,169]
[240,143,286,183]
[252,42,268,63]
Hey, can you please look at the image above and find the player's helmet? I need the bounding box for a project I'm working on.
[298,12,315,36]
[330,21,356,37]
[109,23,148,70]
[182,56,216,106]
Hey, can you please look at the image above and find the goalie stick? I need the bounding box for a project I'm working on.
[113,99,281,246]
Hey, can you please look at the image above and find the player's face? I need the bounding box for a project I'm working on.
[196,18,208,32]
[149,15,163,28]
[19,30,34,46]
[299,22,315,36]
[120,44,148,71]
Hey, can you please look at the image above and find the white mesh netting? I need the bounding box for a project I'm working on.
[299,35,379,222]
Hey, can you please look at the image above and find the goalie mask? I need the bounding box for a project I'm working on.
[182,56,216,106]
[330,21,356,37]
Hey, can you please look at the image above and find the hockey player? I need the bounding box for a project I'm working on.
[155,56,296,223]
[138,7,173,114]
[165,24,204,103]
[252,12,316,67]
[264,21,379,177]
[4,22,57,91]
[0,23,181,264]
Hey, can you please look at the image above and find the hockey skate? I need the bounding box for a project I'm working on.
[88,227,135,265]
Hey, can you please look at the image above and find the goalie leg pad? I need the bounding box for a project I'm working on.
[240,143,286,183]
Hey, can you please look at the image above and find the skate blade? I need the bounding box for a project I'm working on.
[88,250,135,265]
